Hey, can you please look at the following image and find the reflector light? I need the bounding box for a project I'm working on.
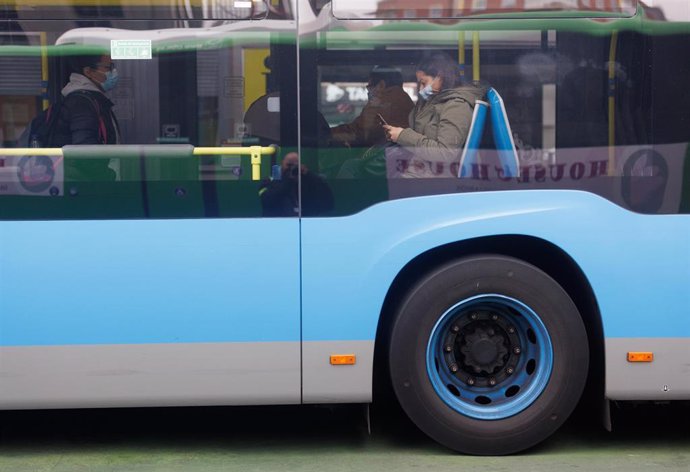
[627,352,653,362]
[330,355,356,365]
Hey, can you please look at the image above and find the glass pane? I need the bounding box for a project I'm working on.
[302,3,690,216]
[332,0,638,19]
[3,0,269,21]
[0,15,298,220]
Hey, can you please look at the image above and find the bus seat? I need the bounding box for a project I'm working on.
[487,88,520,178]
[458,99,488,178]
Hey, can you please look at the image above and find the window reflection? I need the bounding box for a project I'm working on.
[3,0,272,21]
[332,0,638,18]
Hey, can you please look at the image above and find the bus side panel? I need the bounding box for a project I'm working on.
[0,219,302,408]
[0,342,300,409]
[300,190,690,403]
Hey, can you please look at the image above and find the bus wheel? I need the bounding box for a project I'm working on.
[389,255,588,455]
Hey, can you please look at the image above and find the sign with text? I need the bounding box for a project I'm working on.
[111,40,152,60]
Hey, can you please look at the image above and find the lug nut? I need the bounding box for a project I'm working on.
[508,327,516,334]
[513,347,521,355]
[451,325,460,333]
[445,345,453,353]
[507,367,515,375]
[489,378,497,386]
[467,378,475,386]
[470,313,478,320]
[491,314,498,321]
[450,364,459,373]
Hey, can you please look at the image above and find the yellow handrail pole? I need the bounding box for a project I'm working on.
[0,148,63,156]
[458,32,466,80]
[250,146,262,181]
[194,146,276,181]
[608,30,618,176]
[472,32,480,83]
[1,146,276,182]
[40,32,49,110]
[192,146,275,155]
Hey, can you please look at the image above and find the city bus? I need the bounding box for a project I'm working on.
[0,0,688,455]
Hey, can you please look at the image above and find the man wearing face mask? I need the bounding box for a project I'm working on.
[53,53,121,147]
[330,66,413,148]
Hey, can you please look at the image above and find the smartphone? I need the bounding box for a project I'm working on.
[377,113,388,126]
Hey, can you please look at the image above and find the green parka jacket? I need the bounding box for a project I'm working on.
[397,83,487,178]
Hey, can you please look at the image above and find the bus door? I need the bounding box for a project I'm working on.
[0,1,301,408]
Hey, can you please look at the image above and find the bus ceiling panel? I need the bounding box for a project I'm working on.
[4,0,271,21]
[51,25,293,54]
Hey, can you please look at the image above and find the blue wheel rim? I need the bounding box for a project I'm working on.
[426,294,553,420]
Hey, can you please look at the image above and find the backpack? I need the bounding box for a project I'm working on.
[17,91,106,148]
[17,98,63,148]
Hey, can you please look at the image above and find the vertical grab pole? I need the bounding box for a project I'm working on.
[608,30,618,176]
[458,32,466,80]
[40,32,49,110]
[250,146,262,181]
[472,31,480,83]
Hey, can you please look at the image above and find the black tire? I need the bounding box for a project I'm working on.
[389,255,589,455]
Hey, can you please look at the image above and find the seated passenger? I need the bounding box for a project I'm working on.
[383,54,487,178]
[330,66,414,148]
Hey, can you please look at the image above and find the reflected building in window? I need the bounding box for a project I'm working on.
[374,0,637,18]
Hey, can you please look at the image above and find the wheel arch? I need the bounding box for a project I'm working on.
[373,234,604,414]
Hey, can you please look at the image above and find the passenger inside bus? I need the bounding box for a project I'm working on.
[383,53,487,178]
[52,53,122,182]
[330,66,413,149]
[55,54,121,148]
[329,66,413,179]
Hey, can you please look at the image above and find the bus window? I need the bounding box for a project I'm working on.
[332,0,638,19]
[302,6,690,216]
[7,0,269,21]
[0,16,298,220]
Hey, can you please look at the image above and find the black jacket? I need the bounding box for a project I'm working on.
[52,90,120,181]
[52,90,120,147]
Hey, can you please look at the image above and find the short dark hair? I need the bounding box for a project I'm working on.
[68,54,104,74]
[368,66,404,88]
[417,53,461,89]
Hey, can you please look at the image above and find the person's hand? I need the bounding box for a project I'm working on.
[383,124,403,143]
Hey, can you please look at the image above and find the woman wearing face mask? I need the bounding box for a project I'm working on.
[383,53,486,178]
[53,53,121,148]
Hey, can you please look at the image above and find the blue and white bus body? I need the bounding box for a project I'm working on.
[2,190,688,408]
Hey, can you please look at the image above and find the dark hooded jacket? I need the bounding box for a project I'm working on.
[397,83,487,178]
[52,73,120,147]
[51,73,121,181]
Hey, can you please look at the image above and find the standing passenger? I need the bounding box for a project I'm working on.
[53,54,121,146]
[383,54,486,178]
[52,53,122,181]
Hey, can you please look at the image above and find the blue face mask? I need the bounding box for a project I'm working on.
[102,69,119,92]
[419,83,437,101]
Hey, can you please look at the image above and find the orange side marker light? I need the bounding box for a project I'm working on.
[627,352,653,362]
[330,355,356,365]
